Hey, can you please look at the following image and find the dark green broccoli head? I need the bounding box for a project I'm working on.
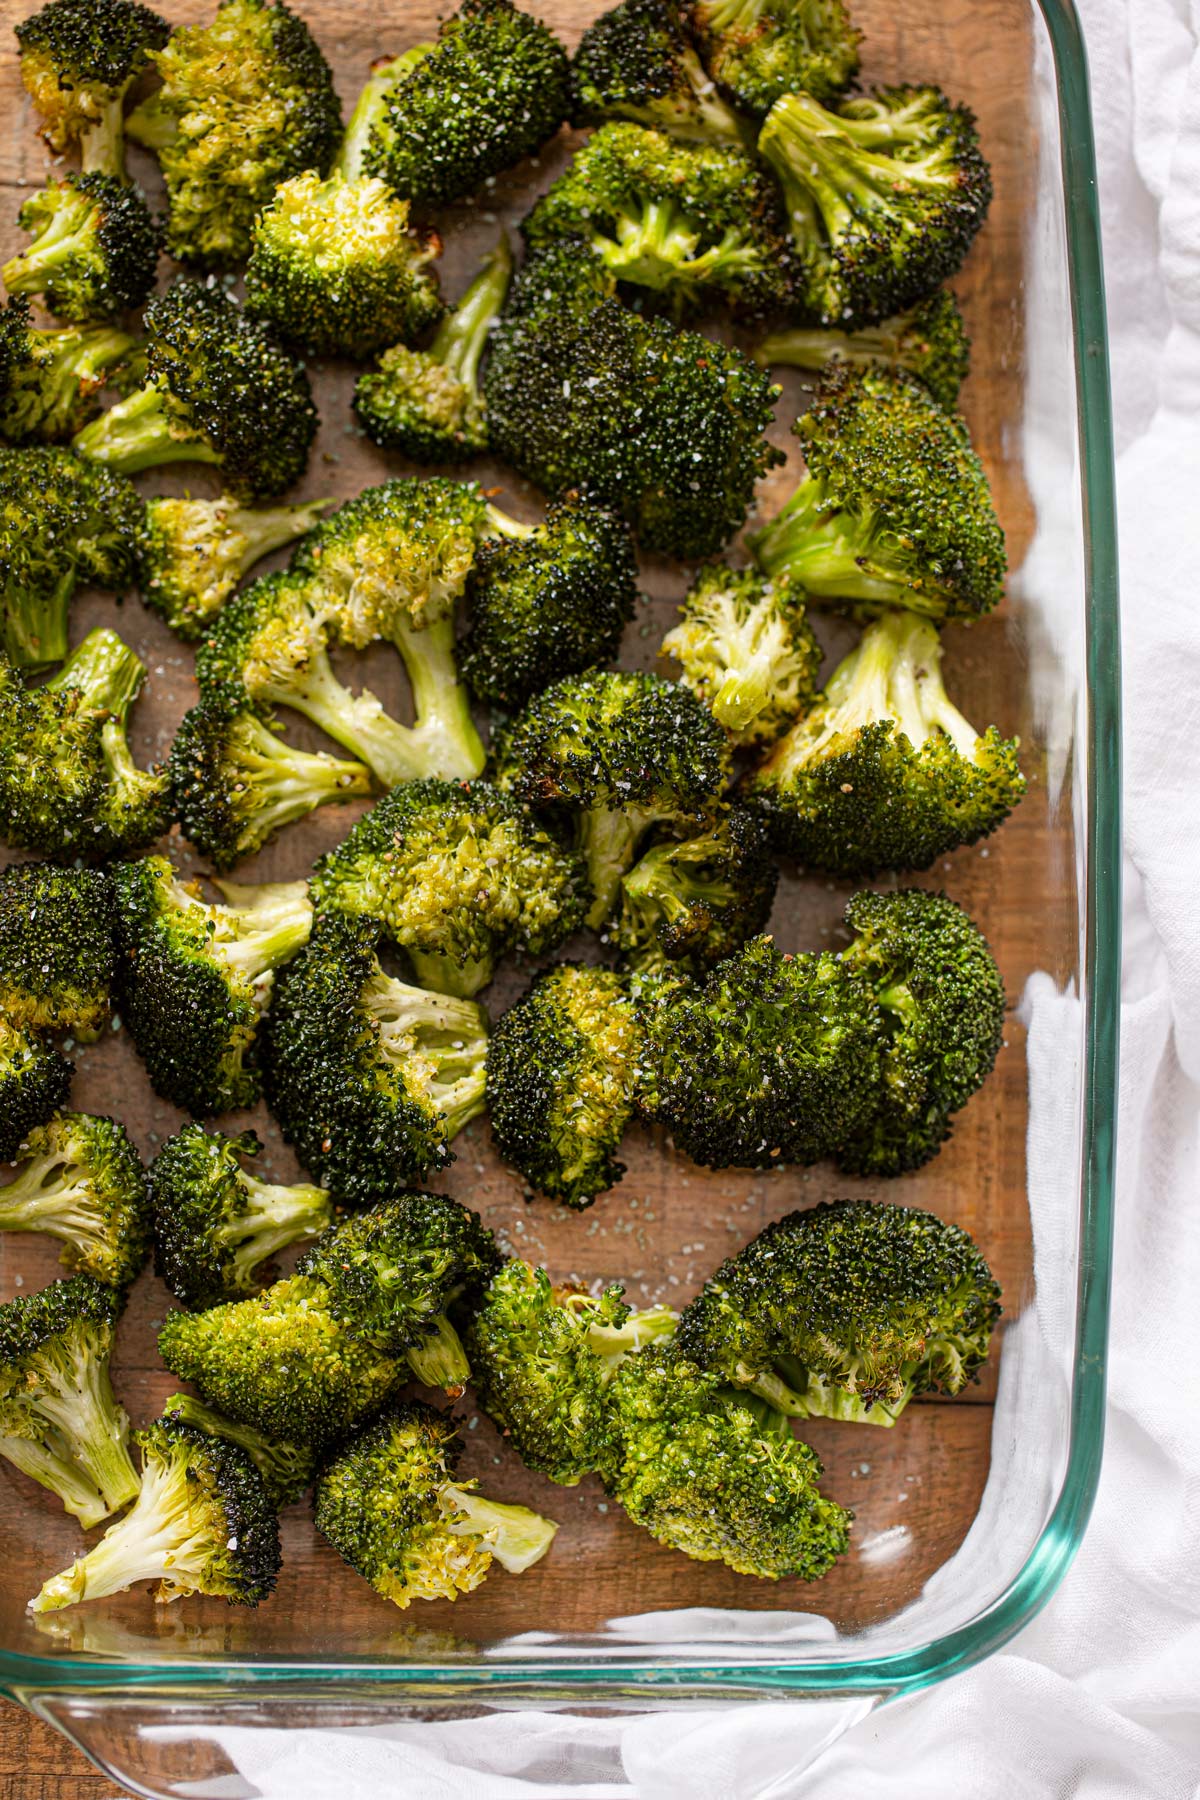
[161,1391,317,1509]
[17,0,169,155]
[0,1112,148,1290]
[0,1020,73,1164]
[459,498,638,713]
[690,0,860,115]
[749,364,1006,619]
[30,1415,281,1612]
[139,493,330,641]
[572,0,752,143]
[2,173,161,324]
[612,805,778,974]
[262,912,490,1206]
[661,563,820,749]
[0,861,114,1040]
[0,653,106,852]
[150,1123,332,1310]
[314,1400,559,1608]
[603,1347,851,1578]
[0,296,134,444]
[755,288,971,413]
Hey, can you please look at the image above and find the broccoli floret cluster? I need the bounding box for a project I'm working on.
[689,0,860,115]
[571,0,752,144]
[2,174,161,325]
[755,288,971,412]
[139,493,330,641]
[611,804,778,973]
[0,861,114,1040]
[0,1112,148,1290]
[16,0,169,160]
[0,1020,73,1165]
[0,295,134,444]
[660,563,820,748]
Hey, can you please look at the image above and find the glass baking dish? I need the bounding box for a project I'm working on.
[0,0,1119,1788]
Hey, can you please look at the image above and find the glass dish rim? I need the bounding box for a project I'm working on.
[0,0,1120,1707]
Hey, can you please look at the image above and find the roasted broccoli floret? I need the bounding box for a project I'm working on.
[353,237,512,460]
[0,295,134,443]
[16,0,168,164]
[0,1022,73,1165]
[758,86,992,327]
[310,777,589,996]
[2,173,160,325]
[836,887,1006,1174]
[150,1124,333,1310]
[467,1260,677,1481]
[459,497,638,713]
[0,861,114,1040]
[140,493,330,641]
[170,698,372,873]
[689,0,859,115]
[612,805,778,973]
[125,0,342,268]
[0,1113,148,1289]
[748,364,1006,618]
[675,1199,1002,1424]
[637,934,883,1168]
[0,1276,138,1528]
[314,1401,558,1609]
[745,610,1024,873]
[30,1415,281,1612]
[112,855,313,1117]
[660,563,819,748]
[755,288,970,412]
[603,1347,851,1578]
[161,1391,316,1508]
[72,281,318,502]
[263,914,490,1204]
[572,0,751,143]
[363,0,570,208]
[504,670,731,927]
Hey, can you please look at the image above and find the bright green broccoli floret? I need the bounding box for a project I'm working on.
[112,855,313,1117]
[603,1347,851,1578]
[0,1275,139,1528]
[572,0,752,144]
[2,173,161,324]
[612,805,778,973]
[139,493,331,641]
[311,777,589,997]
[314,1401,558,1609]
[467,1259,677,1481]
[660,563,819,748]
[748,364,1006,618]
[72,281,318,502]
[149,1124,332,1310]
[0,861,114,1041]
[0,1113,148,1289]
[161,1391,316,1509]
[690,0,859,115]
[16,0,169,165]
[746,610,1025,874]
[263,913,490,1206]
[125,0,342,269]
[30,1415,281,1611]
[755,288,971,412]
[0,295,134,443]
[674,1199,1002,1424]
[0,1022,73,1165]
[353,237,512,461]
[363,0,570,209]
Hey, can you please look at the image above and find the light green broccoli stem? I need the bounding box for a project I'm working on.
[580,803,675,929]
[593,201,761,298]
[484,502,536,540]
[745,1359,911,1427]
[16,324,135,430]
[344,44,436,178]
[3,189,99,293]
[587,1303,678,1374]
[161,1392,315,1506]
[390,613,486,782]
[226,1171,332,1283]
[696,0,769,32]
[405,1312,472,1390]
[207,878,314,980]
[79,100,127,178]
[431,236,513,390]
[262,644,436,787]
[443,1485,559,1573]
[31,1344,140,1519]
[405,949,494,1000]
[210,498,333,580]
[46,627,145,720]
[124,93,180,153]
[621,842,733,928]
[29,1447,202,1612]
[227,719,373,835]
[750,478,936,609]
[366,975,491,1107]
[0,1431,117,1527]
[761,95,956,247]
[73,381,219,475]
[0,1152,110,1261]
[756,318,914,374]
[795,612,980,764]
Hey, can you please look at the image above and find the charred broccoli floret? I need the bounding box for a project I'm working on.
[0,861,114,1041]
[314,1401,558,1609]
[125,0,341,268]
[690,0,859,115]
[0,295,134,443]
[746,610,1024,873]
[572,0,751,144]
[0,1276,138,1528]
[263,913,490,1205]
[748,364,1006,618]
[0,1113,148,1290]
[2,173,161,325]
[756,288,970,412]
[675,1199,1002,1424]
[30,1415,281,1611]
[660,563,819,748]
[112,855,313,1117]
[16,0,168,164]
[72,281,318,502]
[140,493,330,641]
[150,1124,333,1310]
[161,1392,316,1509]
[612,805,778,973]
[0,1023,73,1165]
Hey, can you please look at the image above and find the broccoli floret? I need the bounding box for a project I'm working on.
[157,1274,406,1450]
[310,777,589,996]
[755,288,970,412]
[363,0,570,209]
[150,1124,333,1310]
[675,1199,1002,1425]
[0,861,114,1041]
[758,86,992,327]
[504,670,731,927]
[30,1415,281,1612]
[112,855,313,1117]
[745,610,1025,873]
[314,1401,558,1609]
[353,236,512,461]
[0,1113,148,1289]
[459,497,638,713]
[161,1392,316,1509]
[0,1022,73,1165]
[690,0,859,115]
[748,364,1006,618]
[603,1346,851,1578]
[524,123,793,319]
[16,0,169,164]
[2,173,161,325]
[125,0,342,269]
[572,0,751,144]
[612,805,778,973]
[0,1275,138,1528]
[660,563,819,748]
[140,493,331,641]
[0,295,134,443]
[170,698,372,873]
[467,1260,677,1481]
[637,934,883,1168]
[72,281,318,503]
[262,913,490,1204]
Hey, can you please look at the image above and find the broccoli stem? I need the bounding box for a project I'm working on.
[586,1303,678,1373]
[261,644,434,787]
[0,1152,111,1265]
[207,879,314,981]
[20,324,135,427]
[31,1340,140,1520]
[46,627,146,718]
[227,719,373,839]
[226,1172,332,1285]
[404,949,493,1000]
[2,190,98,293]
[79,102,126,179]
[756,322,909,374]
[622,844,736,926]
[337,45,436,181]
[390,614,486,781]
[746,1358,910,1427]
[484,502,536,540]
[580,803,675,929]
[73,382,219,475]
[29,1450,201,1612]
[405,1312,472,1389]
[367,974,491,1108]
[431,236,513,390]
[597,204,761,300]
[0,1431,116,1528]
[1,564,74,668]
[443,1486,559,1573]
[124,94,180,153]
[225,499,333,573]
[750,476,945,610]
